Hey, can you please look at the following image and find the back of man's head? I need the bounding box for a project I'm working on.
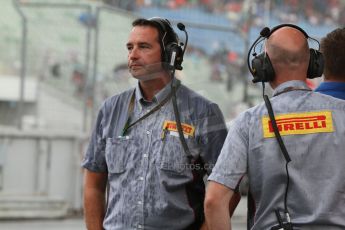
[266,27,310,86]
[321,28,345,82]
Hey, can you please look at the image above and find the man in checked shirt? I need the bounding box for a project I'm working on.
[81,17,232,230]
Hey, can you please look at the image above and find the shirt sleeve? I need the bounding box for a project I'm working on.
[81,102,108,172]
[197,103,228,175]
[208,115,248,190]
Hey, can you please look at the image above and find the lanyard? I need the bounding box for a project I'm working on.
[121,83,179,136]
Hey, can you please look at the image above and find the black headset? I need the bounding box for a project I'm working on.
[148,17,185,70]
[248,24,324,83]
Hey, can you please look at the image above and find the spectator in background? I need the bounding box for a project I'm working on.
[50,63,61,78]
[71,67,85,97]
[315,27,345,100]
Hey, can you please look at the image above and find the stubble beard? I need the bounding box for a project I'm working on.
[129,62,167,82]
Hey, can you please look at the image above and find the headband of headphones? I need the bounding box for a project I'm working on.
[266,24,309,38]
[247,24,324,83]
[148,17,173,37]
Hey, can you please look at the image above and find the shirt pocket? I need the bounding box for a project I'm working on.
[159,133,198,175]
[105,137,132,174]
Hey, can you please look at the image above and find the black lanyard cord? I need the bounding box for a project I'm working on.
[122,78,194,163]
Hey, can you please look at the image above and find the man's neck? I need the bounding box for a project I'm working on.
[139,76,171,101]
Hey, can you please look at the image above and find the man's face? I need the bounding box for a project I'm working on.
[127,25,163,80]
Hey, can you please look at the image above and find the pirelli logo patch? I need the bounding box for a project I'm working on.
[262,111,334,138]
[163,120,195,137]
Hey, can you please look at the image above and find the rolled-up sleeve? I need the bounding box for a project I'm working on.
[81,103,108,172]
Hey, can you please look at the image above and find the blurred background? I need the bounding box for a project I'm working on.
[0,0,342,229]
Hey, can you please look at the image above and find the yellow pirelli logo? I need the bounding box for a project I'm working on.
[262,111,334,138]
[163,120,195,137]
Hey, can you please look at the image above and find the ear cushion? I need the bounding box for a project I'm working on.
[307,49,324,79]
[148,17,184,70]
[165,42,183,70]
[251,53,275,83]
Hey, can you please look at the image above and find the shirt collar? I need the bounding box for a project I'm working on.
[272,80,310,97]
[135,81,173,106]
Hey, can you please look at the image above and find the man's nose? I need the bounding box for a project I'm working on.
[128,47,139,60]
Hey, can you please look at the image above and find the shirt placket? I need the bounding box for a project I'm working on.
[135,103,156,230]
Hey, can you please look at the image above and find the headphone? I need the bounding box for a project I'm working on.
[248,24,324,83]
[148,17,185,70]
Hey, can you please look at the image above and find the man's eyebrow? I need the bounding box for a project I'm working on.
[126,41,152,46]
[138,42,152,46]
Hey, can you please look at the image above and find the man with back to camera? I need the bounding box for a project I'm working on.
[204,25,345,229]
[81,17,228,230]
[315,27,345,100]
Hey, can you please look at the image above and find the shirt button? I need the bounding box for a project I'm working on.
[138,201,142,205]
[139,177,144,181]
[146,130,150,135]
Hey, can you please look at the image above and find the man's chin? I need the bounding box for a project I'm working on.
[130,70,165,82]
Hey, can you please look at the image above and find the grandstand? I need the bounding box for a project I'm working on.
[1,0,338,131]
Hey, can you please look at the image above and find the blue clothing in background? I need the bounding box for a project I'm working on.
[315,82,345,100]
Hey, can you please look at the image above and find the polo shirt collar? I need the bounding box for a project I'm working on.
[273,80,310,97]
[135,80,173,106]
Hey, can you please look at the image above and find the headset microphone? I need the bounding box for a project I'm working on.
[260,27,271,38]
[176,22,188,69]
[177,22,185,31]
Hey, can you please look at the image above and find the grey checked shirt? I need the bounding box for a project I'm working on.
[82,81,227,230]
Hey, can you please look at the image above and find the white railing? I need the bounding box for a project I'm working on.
[0,128,88,218]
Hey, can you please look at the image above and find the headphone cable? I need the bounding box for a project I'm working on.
[170,71,194,163]
[262,83,292,226]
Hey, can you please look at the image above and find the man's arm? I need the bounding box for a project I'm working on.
[204,181,234,230]
[229,190,241,217]
[83,169,108,230]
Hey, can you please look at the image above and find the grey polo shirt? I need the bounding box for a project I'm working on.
[82,81,227,230]
[209,80,345,229]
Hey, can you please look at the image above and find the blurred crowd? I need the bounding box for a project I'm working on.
[269,0,345,26]
[103,0,344,27]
